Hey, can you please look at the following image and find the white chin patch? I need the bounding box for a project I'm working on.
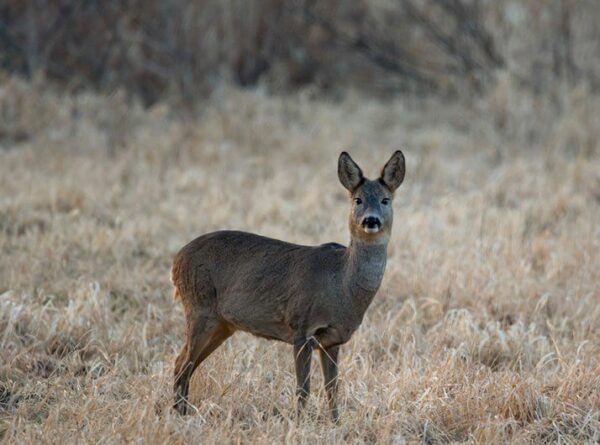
[364,226,380,234]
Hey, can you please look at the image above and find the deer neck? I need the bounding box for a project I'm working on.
[343,238,388,311]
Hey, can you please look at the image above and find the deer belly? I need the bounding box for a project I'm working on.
[220,302,295,343]
[243,321,295,343]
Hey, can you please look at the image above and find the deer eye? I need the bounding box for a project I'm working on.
[354,198,363,205]
[381,198,390,205]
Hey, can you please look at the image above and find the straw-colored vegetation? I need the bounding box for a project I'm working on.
[0,72,599,443]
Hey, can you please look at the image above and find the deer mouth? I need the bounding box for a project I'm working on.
[362,216,382,233]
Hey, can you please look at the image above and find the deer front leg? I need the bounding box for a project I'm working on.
[293,339,313,416]
[318,345,340,422]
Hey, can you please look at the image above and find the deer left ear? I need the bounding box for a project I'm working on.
[380,150,405,192]
[338,151,364,192]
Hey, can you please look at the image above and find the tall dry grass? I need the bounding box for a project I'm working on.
[0,73,599,443]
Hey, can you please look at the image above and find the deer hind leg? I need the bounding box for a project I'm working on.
[173,314,232,415]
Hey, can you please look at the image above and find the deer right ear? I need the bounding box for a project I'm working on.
[338,152,364,192]
[380,150,405,192]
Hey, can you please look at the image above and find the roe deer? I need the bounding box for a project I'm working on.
[172,151,405,421]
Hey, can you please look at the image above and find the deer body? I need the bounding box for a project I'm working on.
[173,231,386,347]
[172,151,405,421]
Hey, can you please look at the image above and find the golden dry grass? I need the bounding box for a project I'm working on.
[1,74,599,443]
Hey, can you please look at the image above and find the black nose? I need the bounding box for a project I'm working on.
[362,216,381,229]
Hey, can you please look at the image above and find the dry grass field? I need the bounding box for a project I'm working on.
[0,73,599,443]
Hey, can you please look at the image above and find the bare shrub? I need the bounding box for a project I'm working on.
[1,1,598,103]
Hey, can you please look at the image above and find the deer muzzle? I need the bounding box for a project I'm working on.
[362,216,382,233]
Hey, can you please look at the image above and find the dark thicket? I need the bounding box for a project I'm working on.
[1,0,598,105]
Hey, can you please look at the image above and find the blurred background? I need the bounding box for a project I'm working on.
[1,0,599,105]
[1,1,599,443]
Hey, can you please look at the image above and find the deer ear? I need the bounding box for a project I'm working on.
[380,150,405,192]
[338,152,364,192]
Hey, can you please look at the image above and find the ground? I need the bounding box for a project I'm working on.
[0,75,599,443]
